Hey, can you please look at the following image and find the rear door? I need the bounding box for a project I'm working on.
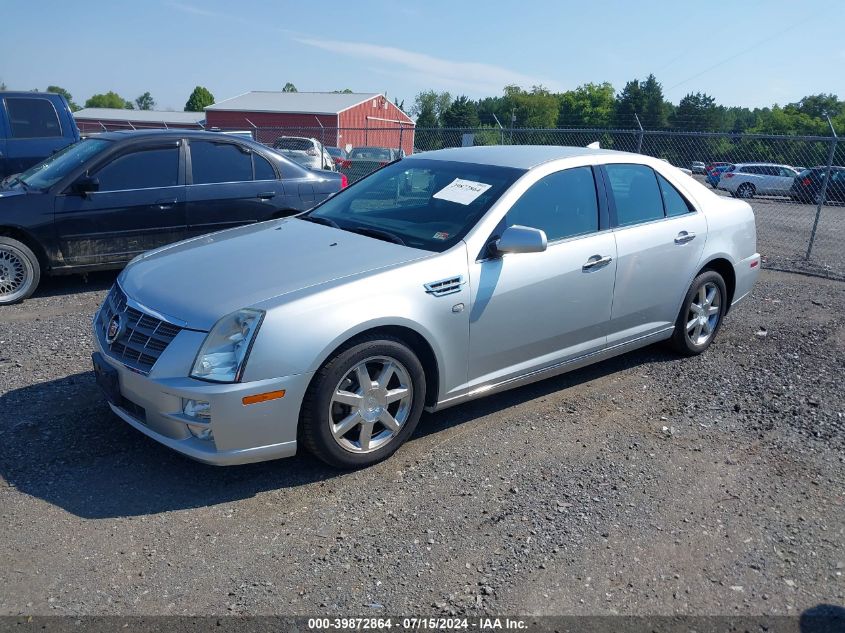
[184,139,283,238]
[53,140,186,266]
[603,163,707,346]
[1,96,69,176]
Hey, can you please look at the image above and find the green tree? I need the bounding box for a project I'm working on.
[135,91,155,110]
[640,74,669,129]
[184,86,214,112]
[0,79,6,91]
[557,82,615,127]
[412,90,452,127]
[393,97,406,113]
[503,85,558,128]
[333,88,353,94]
[46,85,80,111]
[442,95,480,128]
[85,91,134,109]
[792,93,842,119]
[282,82,298,93]
[670,92,723,131]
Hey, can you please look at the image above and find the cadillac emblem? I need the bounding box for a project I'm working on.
[106,314,123,345]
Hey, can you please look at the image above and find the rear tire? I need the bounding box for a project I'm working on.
[670,270,727,356]
[737,183,755,199]
[0,237,40,305]
[299,335,426,469]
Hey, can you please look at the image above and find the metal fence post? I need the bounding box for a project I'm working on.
[399,124,404,153]
[806,116,838,260]
[634,113,644,154]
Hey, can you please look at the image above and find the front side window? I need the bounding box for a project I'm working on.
[306,158,524,252]
[656,172,694,217]
[605,164,664,227]
[5,98,62,138]
[191,141,253,184]
[95,147,179,191]
[505,166,599,241]
[778,167,796,177]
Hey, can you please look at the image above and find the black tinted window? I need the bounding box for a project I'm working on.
[254,154,276,180]
[506,167,598,241]
[95,147,179,191]
[606,164,664,226]
[191,141,253,184]
[656,172,693,217]
[6,98,62,138]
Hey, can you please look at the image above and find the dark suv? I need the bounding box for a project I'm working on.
[0,130,344,304]
[0,91,80,179]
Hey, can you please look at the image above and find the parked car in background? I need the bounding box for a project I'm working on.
[340,146,404,183]
[90,145,759,468]
[0,130,345,304]
[790,166,845,203]
[691,161,706,174]
[717,163,799,199]
[326,146,348,167]
[272,136,335,171]
[0,91,80,179]
[705,162,732,188]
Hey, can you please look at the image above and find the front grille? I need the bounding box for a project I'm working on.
[97,284,183,374]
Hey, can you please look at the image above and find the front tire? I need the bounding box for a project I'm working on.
[670,270,727,356]
[299,335,426,469]
[737,183,755,199]
[0,237,40,305]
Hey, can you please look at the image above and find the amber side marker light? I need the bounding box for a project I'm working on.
[242,390,286,406]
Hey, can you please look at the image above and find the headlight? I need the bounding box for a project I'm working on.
[190,308,264,383]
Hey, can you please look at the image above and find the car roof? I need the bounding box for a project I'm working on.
[91,129,244,142]
[406,145,628,169]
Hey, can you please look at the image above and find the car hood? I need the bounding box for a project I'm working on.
[0,187,28,199]
[119,218,431,330]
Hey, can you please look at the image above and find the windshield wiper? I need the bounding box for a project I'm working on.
[347,226,406,246]
[299,215,341,229]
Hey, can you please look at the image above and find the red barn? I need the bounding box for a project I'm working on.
[204,92,415,155]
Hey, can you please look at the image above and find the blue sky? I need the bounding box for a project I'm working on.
[2,0,843,113]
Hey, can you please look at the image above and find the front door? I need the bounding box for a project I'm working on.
[603,163,707,346]
[54,141,186,266]
[467,166,617,390]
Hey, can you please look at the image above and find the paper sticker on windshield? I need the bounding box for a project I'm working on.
[432,178,492,205]
[432,231,450,240]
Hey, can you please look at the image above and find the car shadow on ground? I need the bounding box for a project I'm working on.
[0,344,679,520]
[30,270,118,300]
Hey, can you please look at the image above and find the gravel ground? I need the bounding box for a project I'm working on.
[0,269,843,617]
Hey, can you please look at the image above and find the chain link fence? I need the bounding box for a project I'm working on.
[243,125,844,279]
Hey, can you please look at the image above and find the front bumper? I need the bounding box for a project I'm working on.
[93,321,313,466]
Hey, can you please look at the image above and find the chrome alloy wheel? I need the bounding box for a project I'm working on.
[0,245,29,301]
[329,356,413,454]
[686,281,722,346]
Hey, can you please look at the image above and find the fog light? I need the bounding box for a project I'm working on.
[183,399,211,420]
[186,423,213,441]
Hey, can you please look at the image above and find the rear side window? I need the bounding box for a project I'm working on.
[254,153,276,180]
[95,147,179,191]
[656,173,694,217]
[506,166,599,241]
[605,164,664,227]
[191,141,253,184]
[5,97,62,138]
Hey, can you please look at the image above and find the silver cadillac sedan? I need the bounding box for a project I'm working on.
[92,146,760,468]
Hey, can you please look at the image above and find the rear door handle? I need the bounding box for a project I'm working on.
[257,191,276,200]
[674,231,696,244]
[154,198,178,210]
[582,255,613,270]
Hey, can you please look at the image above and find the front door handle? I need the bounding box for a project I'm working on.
[154,199,178,210]
[257,191,276,200]
[674,231,696,244]
[582,255,613,270]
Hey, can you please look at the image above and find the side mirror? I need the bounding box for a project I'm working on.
[494,225,547,255]
[72,175,99,196]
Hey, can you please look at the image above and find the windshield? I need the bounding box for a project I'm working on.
[16,138,111,191]
[349,147,392,161]
[304,158,524,252]
[274,138,314,151]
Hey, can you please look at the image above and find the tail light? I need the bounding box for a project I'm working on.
[340,160,351,169]
[723,173,734,179]
[340,174,348,189]
[802,178,812,186]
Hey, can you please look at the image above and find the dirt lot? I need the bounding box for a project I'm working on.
[0,268,843,618]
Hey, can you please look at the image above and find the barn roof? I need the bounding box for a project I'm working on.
[205,91,384,115]
[73,109,206,124]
